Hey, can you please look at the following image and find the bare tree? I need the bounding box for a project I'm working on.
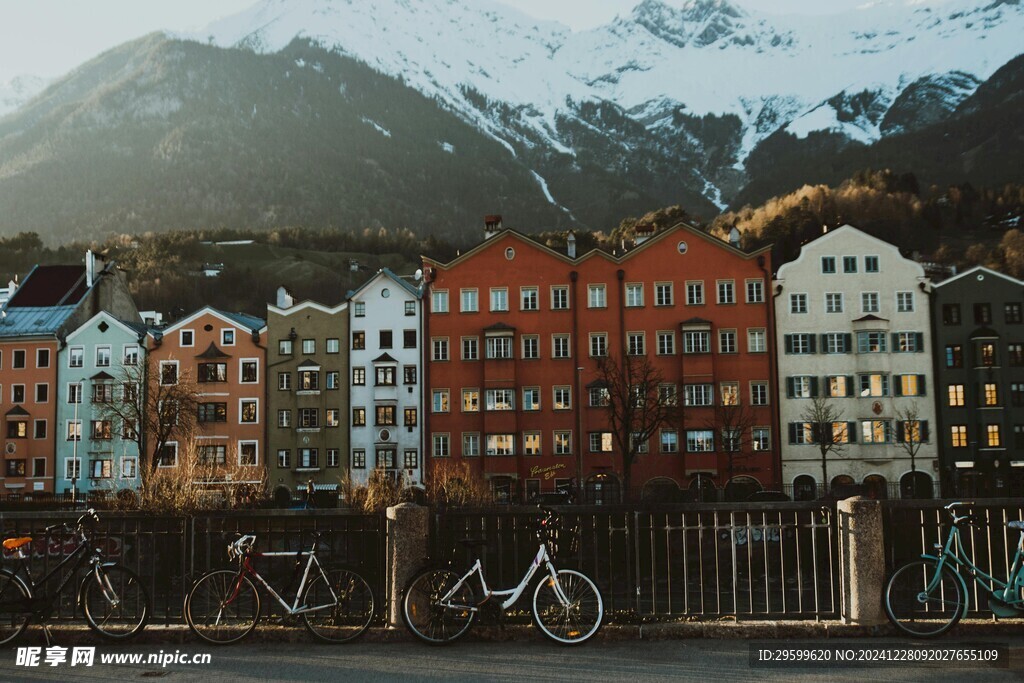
[598,355,678,501]
[894,401,928,498]
[799,396,846,492]
[96,356,200,483]
[703,397,759,499]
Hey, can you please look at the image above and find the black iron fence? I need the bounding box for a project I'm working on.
[0,510,386,624]
[882,498,1024,617]
[431,501,839,621]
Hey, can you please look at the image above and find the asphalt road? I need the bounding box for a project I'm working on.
[2,639,1022,683]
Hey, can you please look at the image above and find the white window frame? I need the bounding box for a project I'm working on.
[239,358,259,384]
[239,398,259,424]
[180,329,195,347]
[238,440,259,467]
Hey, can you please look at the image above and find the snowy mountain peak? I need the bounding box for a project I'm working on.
[627,0,747,48]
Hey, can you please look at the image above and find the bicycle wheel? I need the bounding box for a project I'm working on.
[402,567,476,645]
[185,570,260,645]
[301,567,375,644]
[532,569,603,644]
[81,564,150,639]
[885,559,966,637]
[0,570,31,645]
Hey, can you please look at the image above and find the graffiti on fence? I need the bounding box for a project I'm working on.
[29,536,122,559]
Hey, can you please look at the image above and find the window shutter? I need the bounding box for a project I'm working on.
[786,378,795,399]
[788,423,798,444]
[918,375,927,395]
[921,421,930,443]
[820,334,829,352]
[810,377,819,398]
[846,376,855,397]
[891,332,900,351]
[808,335,817,353]
[847,422,858,443]
[896,421,905,443]
[843,334,852,353]
[810,423,821,444]
[915,332,924,352]
[784,335,793,354]
[894,378,903,397]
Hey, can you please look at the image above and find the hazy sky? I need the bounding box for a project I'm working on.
[0,0,931,81]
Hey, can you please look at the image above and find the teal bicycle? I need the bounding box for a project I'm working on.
[884,501,1024,637]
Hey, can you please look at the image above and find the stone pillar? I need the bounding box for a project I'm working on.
[837,496,886,625]
[386,503,429,628]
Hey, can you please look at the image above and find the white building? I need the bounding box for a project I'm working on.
[347,269,424,489]
[774,225,938,499]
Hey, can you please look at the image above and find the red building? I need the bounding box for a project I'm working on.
[423,220,778,503]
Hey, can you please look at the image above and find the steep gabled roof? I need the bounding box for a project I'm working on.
[6,265,88,308]
[933,265,1024,290]
[347,268,423,301]
[157,306,266,337]
[66,311,147,344]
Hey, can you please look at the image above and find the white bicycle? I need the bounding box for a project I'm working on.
[401,493,603,645]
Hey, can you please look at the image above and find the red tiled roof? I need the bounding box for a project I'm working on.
[7,266,88,308]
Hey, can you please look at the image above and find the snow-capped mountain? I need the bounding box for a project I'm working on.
[196,0,1024,207]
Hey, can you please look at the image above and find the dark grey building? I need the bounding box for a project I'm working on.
[932,266,1024,497]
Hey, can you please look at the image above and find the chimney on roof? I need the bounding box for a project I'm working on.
[634,224,655,245]
[483,214,504,240]
[276,285,294,309]
[567,231,577,259]
[729,226,741,249]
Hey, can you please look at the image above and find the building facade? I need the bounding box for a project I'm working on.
[932,266,1024,497]
[266,289,349,505]
[146,307,266,487]
[348,270,424,489]
[774,225,938,500]
[56,312,147,497]
[0,254,138,495]
[423,221,777,503]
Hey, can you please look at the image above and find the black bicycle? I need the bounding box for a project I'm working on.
[0,509,150,644]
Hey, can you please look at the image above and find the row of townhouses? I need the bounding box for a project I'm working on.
[0,223,1018,503]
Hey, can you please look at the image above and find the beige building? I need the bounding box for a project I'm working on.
[774,225,937,499]
[266,289,349,505]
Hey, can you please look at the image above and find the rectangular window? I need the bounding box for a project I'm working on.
[786,333,815,354]
[198,362,227,383]
[68,383,82,404]
[720,382,739,406]
[660,430,678,453]
[655,282,674,306]
[751,382,769,406]
[951,425,968,448]
[326,338,340,354]
[656,332,675,356]
[299,407,320,429]
[240,399,258,424]
[590,333,608,357]
[375,366,395,386]
[825,292,843,313]
[948,384,965,407]
[198,445,227,465]
[325,409,340,428]
[1008,344,1024,367]
[553,432,572,455]
[843,256,858,273]
[489,287,508,312]
[94,346,111,367]
[978,342,997,367]
[896,291,915,313]
[686,281,704,306]
[747,328,766,353]
[33,420,46,439]
[403,366,417,384]
[278,409,291,428]
[1006,303,1023,324]
[160,361,178,385]
[986,424,1001,448]
[486,336,513,360]
[627,332,645,356]
[821,256,836,274]
[823,332,850,354]
[11,385,24,404]
[462,389,480,412]
[352,367,366,385]
[403,330,416,349]
[460,289,478,313]
[485,434,515,456]
[861,420,893,444]
[684,384,714,406]
[589,386,609,407]
[523,432,541,456]
[551,286,569,310]
[828,375,850,398]
[279,340,293,355]
[240,360,258,383]
[790,293,807,314]
[432,290,449,313]
[719,330,736,354]
[857,331,887,353]
[68,347,83,368]
[861,292,879,313]
[553,386,572,410]
[375,405,395,426]
[858,374,890,397]
[625,283,644,307]
[121,457,137,479]
[865,256,879,272]
[590,432,614,453]
[300,449,319,469]
[463,433,480,457]
[896,374,925,397]
[752,427,770,451]
[716,280,735,304]
[746,279,764,303]
[352,450,367,469]
[788,376,816,399]
[378,331,392,349]
[352,408,366,427]
[521,287,539,311]
[354,301,366,317]
[522,387,541,411]
[180,330,194,347]
[326,371,340,390]
[36,348,50,368]
[895,332,923,353]
[984,382,999,406]
[460,337,479,361]
[588,284,606,308]
[198,402,228,423]
[945,345,963,368]
[432,338,449,361]
[403,450,418,469]
[35,384,48,403]
[432,390,450,413]
[485,389,514,411]
[352,331,365,350]
[405,301,416,317]
[403,408,417,426]
[683,331,710,354]
[521,335,539,360]
[686,430,714,452]
[943,304,961,325]
[552,334,571,359]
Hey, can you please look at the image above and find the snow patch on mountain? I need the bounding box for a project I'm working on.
[0,74,47,117]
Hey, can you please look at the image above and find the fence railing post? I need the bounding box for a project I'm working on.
[837,496,886,625]
[386,503,429,628]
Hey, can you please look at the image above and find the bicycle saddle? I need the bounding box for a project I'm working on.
[2,537,31,550]
[457,538,488,549]
[1007,520,1024,530]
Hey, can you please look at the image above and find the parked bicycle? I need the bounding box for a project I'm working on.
[184,531,374,644]
[0,509,150,645]
[885,501,1024,637]
[401,490,604,645]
